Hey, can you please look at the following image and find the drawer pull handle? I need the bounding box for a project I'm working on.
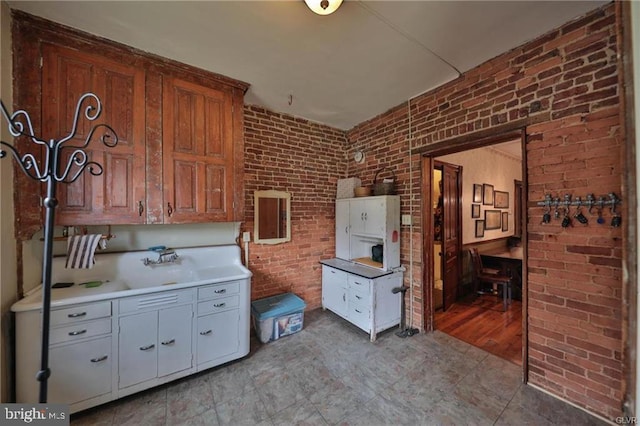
[161,339,175,346]
[67,312,87,318]
[214,289,226,294]
[200,330,212,336]
[343,294,345,302]
[68,329,87,336]
[139,344,155,351]
[214,303,226,308]
[90,355,108,363]
[356,295,362,299]
[354,282,363,286]
[355,309,362,313]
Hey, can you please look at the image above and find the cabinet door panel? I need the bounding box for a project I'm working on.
[335,201,350,260]
[158,304,193,377]
[118,311,157,389]
[42,44,146,225]
[197,310,239,365]
[321,267,348,317]
[49,336,112,404]
[163,77,233,222]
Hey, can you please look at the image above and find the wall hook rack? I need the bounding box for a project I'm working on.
[536,192,622,227]
[1,93,118,403]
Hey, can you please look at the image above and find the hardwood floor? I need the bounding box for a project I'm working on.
[434,293,522,365]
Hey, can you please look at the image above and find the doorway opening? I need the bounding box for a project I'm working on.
[421,130,526,368]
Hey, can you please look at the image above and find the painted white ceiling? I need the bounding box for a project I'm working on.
[8,1,608,130]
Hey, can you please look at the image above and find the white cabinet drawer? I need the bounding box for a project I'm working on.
[197,295,239,316]
[322,266,348,288]
[347,275,370,293]
[119,289,194,314]
[349,304,370,331]
[50,318,112,345]
[349,287,370,306]
[198,281,240,300]
[51,301,111,326]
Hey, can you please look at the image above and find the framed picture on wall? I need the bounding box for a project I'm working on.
[495,191,509,208]
[485,209,501,230]
[471,204,480,218]
[473,184,483,203]
[502,212,509,232]
[475,220,485,238]
[483,184,494,205]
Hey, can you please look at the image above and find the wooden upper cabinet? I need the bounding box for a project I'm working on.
[162,77,235,223]
[42,44,146,225]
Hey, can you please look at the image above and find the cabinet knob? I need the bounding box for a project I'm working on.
[161,339,176,346]
[139,344,155,351]
[138,200,144,217]
[68,329,87,336]
[200,330,213,336]
[90,355,108,363]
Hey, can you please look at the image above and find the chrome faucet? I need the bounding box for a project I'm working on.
[141,249,179,266]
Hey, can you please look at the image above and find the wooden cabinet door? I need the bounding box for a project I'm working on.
[42,44,146,225]
[162,77,234,223]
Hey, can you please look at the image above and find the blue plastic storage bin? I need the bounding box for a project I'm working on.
[251,293,306,343]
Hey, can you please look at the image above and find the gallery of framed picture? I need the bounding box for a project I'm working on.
[472,183,510,238]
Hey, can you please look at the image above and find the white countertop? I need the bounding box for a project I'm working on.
[12,245,252,312]
[320,258,401,279]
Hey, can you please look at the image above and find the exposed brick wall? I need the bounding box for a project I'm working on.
[346,3,622,420]
[243,105,347,308]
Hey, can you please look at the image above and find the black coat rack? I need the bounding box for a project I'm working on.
[0,93,117,403]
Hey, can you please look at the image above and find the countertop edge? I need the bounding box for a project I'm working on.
[11,272,252,313]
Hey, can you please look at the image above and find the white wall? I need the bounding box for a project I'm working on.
[0,0,17,402]
[438,144,522,245]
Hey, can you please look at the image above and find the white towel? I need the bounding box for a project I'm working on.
[65,234,102,269]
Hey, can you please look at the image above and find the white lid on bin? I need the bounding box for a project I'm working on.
[251,293,306,320]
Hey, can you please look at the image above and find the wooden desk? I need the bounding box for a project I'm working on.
[480,249,523,300]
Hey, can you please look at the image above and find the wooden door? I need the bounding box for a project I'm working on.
[42,44,146,225]
[162,77,234,223]
[441,163,462,311]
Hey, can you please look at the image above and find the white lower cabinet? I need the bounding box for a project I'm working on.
[14,278,250,414]
[48,336,112,405]
[321,264,402,341]
[321,266,348,317]
[197,310,239,365]
[196,280,248,370]
[118,304,192,389]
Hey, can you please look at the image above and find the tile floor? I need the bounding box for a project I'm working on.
[71,309,608,426]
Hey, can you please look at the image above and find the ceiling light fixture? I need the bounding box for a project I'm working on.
[304,0,343,15]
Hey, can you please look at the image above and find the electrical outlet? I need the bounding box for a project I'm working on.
[401,214,412,226]
[242,231,251,242]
